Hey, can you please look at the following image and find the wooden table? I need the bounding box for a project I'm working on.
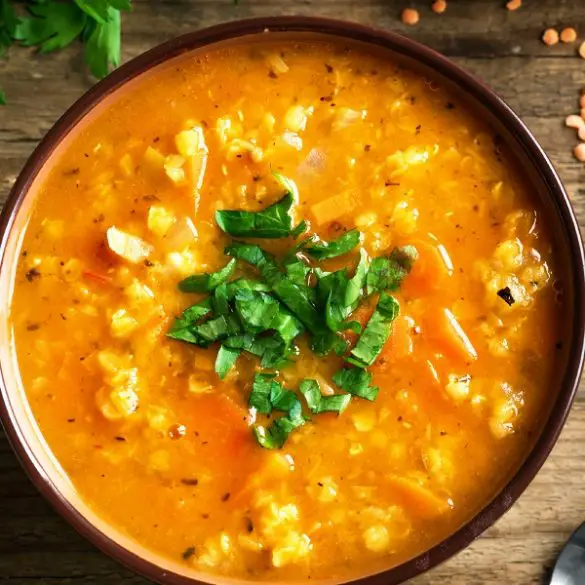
[1,1,584,583]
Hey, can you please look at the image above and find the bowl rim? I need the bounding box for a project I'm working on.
[1,15,584,585]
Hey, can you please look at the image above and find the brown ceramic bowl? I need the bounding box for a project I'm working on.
[0,16,584,585]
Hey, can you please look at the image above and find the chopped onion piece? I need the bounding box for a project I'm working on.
[106,226,153,264]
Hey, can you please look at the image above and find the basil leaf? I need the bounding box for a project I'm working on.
[270,384,300,412]
[272,279,324,335]
[299,379,351,414]
[254,401,305,449]
[248,373,279,414]
[225,242,281,285]
[333,367,379,401]
[345,248,369,307]
[272,171,299,200]
[224,333,295,368]
[167,298,213,343]
[215,345,240,380]
[226,278,271,296]
[179,259,236,293]
[304,229,361,260]
[310,331,348,356]
[347,293,399,367]
[366,245,418,295]
[212,283,230,315]
[234,290,280,334]
[216,194,302,239]
[192,313,241,346]
[284,258,310,287]
[324,250,368,332]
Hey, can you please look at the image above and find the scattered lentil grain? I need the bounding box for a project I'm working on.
[573,143,585,162]
[579,94,585,109]
[560,27,578,43]
[431,0,447,14]
[581,108,585,119]
[401,8,420,25]
[542,29,559,46]
[580,41,585,59]
[577,126,585,141]
[506,0,522,11]
[565,114,584,129]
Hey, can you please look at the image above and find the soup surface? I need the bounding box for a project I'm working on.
[11,39,562,581]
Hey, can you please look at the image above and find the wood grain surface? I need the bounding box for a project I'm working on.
[1,1,584,583]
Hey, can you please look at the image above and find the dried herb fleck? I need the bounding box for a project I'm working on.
[181,546,196,561]
[497,286,515,306]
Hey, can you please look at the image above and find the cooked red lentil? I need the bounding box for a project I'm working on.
[11,39,561,581]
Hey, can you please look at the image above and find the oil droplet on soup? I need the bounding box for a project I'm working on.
[11,40,562,581]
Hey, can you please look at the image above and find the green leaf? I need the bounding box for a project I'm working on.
[333,367,379,401]
[215,345,240,380]
[254,401,305,449]
[270,384,299,412]
[83,6,120,78]
[272,171,299,200]
[284,258,310,287]
[15,2,87,53]
[249,373,276,414]
[366,245,418,295]
[0,89,5,105]
[299,379,351,414]
[225,242,281,285]
[304,229,361,260]
[272,278,324,335]
[179,258,236,293]
[167,298,213,343]
[323,250,368,333]
[234,289,280,334]
[345,248,369,307]
[310,330,348,357]
[212,283,230,315]
[216,193,304,239]
[74,0,132,23]
[226,278,271,296]
[193,313,241,345]
[347,292,399,367]
[0,0,19,61]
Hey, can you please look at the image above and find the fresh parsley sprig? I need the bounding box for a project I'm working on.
[0,0,132,104]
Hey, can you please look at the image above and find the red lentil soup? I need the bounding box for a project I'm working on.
[10,39,562,581]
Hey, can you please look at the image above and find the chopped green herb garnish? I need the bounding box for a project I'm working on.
[249,373,278,414]
[299,379,351,414]
[347,292,399,367]
[167,298,213,344]
[215,345,240,380]
[322,249,368,333]
[366,245,418,295]
[254,401,305,449]
[170,176,417,448]
[179,259,236,293]
[216,194,303,239]
[304,229,361,260]
[333,367,379,401]
[225,242,281,285]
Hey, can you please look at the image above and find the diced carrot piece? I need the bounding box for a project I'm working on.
[386,475,452,518]
[389,315,414,359]
[310,191,358,225]
[402,240,452,297]
[426,307,478,363]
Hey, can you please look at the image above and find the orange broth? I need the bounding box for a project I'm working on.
[10,40,561,581]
